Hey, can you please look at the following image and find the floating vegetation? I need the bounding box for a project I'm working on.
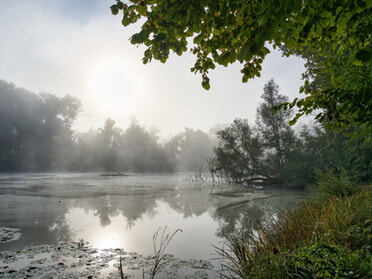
[0,240,215,279]
[0,227,21,243]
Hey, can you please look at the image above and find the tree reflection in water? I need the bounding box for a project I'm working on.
[0,173,303,258]
[210,188,304,238]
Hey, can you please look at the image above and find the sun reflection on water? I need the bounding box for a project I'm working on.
[66,208,129,250]
[64,201,220,259]
[93,231,123,249]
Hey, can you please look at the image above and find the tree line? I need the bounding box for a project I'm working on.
[208,79,372,189]
[0,79,213,173]
[1,78,370,189]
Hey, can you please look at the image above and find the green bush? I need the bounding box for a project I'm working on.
[287,243,372,278]
[346,219,372,251]
[311,168,361,198]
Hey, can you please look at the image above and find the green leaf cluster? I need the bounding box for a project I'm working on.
[279,45,372,135]
[111,0,371,84]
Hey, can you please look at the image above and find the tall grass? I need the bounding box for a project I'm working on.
[217,188,372,278]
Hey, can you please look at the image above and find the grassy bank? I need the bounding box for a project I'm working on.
[218,175,372,278]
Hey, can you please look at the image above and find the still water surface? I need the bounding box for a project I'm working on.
[0,173,303,262]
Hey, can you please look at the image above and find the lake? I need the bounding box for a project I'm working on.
[0,173,304,278]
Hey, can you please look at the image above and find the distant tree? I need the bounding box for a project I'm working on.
[280,125,328,188]
[0,80,41,170]
[98,118,123,171]
[121,119,173,172]
[38,93,82,169]
[0,80,81,171]
[73,119,174,173]
[256,79,295,176]
[209,118,271,185]
[74,129,102,171]
[165,128,213,172]
[210,81,299,186]
[281,125,372,188]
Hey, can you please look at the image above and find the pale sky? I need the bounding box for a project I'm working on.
[0,0,307,139]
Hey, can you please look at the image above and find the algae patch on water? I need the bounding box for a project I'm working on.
[0,240,214,278]
[0,227,22,243]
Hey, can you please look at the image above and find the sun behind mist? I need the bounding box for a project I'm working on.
[84,56,145,118]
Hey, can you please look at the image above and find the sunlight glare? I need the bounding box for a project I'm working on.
[94,231,124,249]
[85,56,145,118]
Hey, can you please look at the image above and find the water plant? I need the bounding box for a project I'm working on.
[119,255,125,279]
[118,226,182,279]
[148,226,182,279]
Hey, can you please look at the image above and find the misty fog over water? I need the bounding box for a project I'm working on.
[0,173,304,260]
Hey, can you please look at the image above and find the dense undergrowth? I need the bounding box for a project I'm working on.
[218,170,372,278]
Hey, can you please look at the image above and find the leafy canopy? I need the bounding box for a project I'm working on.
[111,0,371,132]
[280,47,372,134]
[111,0,371,88]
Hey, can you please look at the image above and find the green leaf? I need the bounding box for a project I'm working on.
[258,11,270,26]
[250,42,261,53]
[137,4,147,16]
[238,46,252,62]
[122,15,132,26]
[262,23,275,40]
[110,5,119,15]
[219,52,230,66]
[337,16,348,30]
[193,34,204,44]
[116,1,124,9]
[201,75,210,90]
